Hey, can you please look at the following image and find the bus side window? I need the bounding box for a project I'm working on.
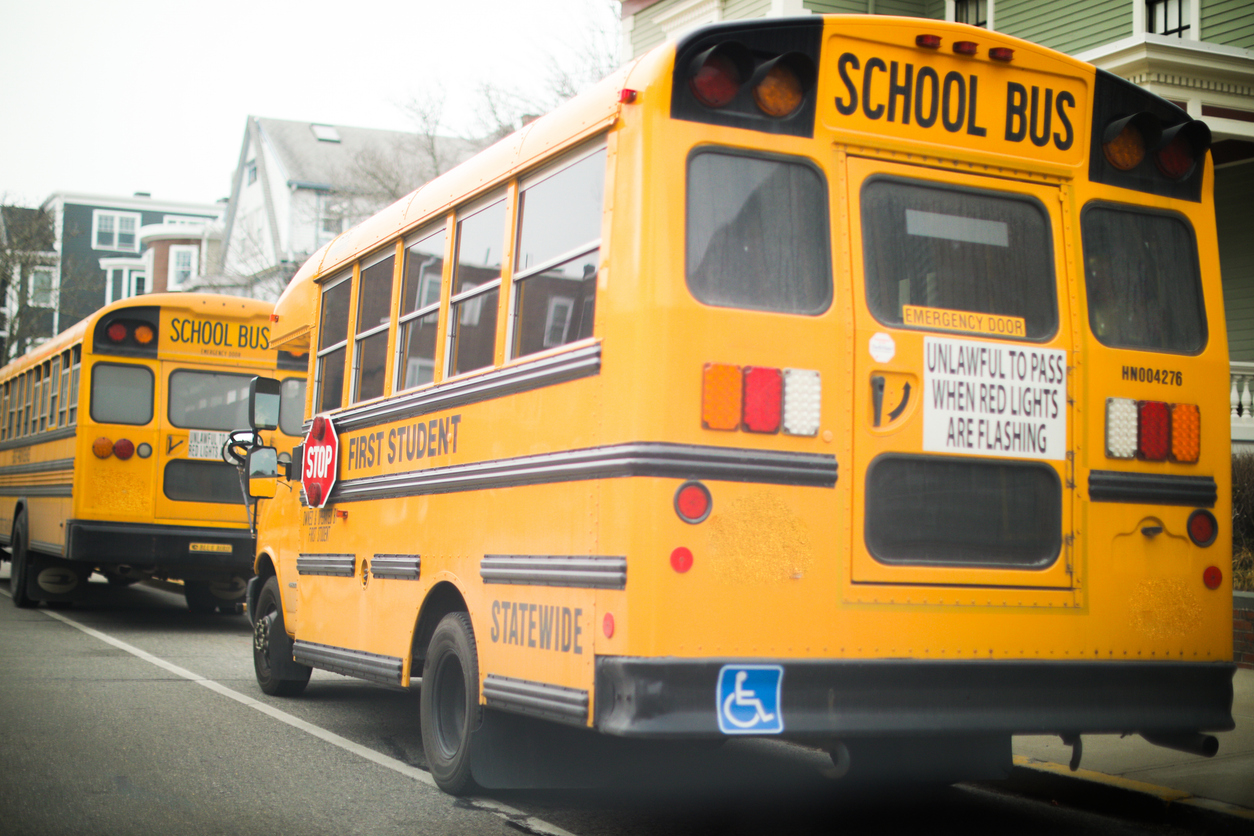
[397,225,447,391]
[48,356,60,430]
[316,274,352,413]
[353,252,395,403]
[512,146,606,359]
[448,196,506,377]
[67,347,80,425]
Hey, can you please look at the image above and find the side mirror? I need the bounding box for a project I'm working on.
[246,446,278,499]
[249,377,281,432]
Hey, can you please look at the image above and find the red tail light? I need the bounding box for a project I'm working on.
[989,47,1014,62]
[915,34,942,49]
[1188,510,1218,547]
[1137,400,1170,461]
[107,322,128,342]
[675,481,712,524]
[113,438,135,460]
[743,366,782,433]
[953,41,979,56]
[1155,121,1211,180]
[689,46,748,108]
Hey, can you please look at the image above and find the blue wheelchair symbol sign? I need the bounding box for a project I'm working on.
[717,665,784,734]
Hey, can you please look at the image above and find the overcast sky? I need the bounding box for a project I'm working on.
[0,0,620,208]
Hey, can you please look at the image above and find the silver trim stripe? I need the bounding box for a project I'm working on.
[297,553,356,577]
[481,555,626,589]
[331,343,601,435]
[483,673,589,726]
[0,486,73,498]
[293,640,403,686]
[0,457,75,477]
[333,442,837,504]
[370,554,421,580]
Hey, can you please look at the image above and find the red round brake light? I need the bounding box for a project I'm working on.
[675,481,712,524]
[113,438,135,460]
[107,322,128,342]
[1156,133,1195,179]
[1187,509,1217,547]
[691,52,742,108]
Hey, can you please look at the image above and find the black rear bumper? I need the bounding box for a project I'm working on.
[594,657,1236,739]
[64,519,253,576]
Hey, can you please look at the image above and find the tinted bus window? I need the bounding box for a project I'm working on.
[686,150,831,314]
[90,364,153,425]
[280,378,306,437]
[862,179,1057,339]
[168,370,250,430]
[1082,205,1206,353]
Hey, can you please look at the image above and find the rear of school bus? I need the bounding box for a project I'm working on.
[47,294,304,611]
[592,16,1234,777]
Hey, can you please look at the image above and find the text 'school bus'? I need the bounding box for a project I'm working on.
[239,16,1234,793]
[1,293,306,613]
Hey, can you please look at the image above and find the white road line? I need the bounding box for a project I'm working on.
[2,588,579,836]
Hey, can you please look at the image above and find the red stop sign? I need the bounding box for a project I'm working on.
[303,415,339,508]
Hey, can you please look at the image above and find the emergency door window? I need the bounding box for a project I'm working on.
[90,363,154,425]
[397,225,447,391]
[353,251,394,403]
[316,273,351,413]
[448,196,505,376]
[512,145,605,359]
[861,178,1057,339]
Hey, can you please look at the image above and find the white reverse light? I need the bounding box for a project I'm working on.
[783,368,821,436]
[1106,397,1137,459]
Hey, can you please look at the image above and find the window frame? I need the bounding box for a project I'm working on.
[167,369,254,431]
[508,140,606,361]
[92,210,143,253]
[446,191,508,379]
[29,266,56,307]
[350,246,398,405]
[167,245,199,290]
[396,222,450,393]
[315,270,353,414]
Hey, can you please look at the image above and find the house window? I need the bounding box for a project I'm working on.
[168,245,198,289]
[953,0,988,27]
[93,210,142,252]
[1147,0,1189,37]
[106,267,147,304]
[246,161,258,185]
[30,266,55,307]
[311,124,341,143]
[321,215,343,237]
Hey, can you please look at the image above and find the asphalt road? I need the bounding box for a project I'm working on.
[0,570,1223,835]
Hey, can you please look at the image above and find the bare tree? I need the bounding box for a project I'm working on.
[0,203,56,362]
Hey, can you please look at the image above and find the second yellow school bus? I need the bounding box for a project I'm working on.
[243,16,1234,792]
[1,293,306,613]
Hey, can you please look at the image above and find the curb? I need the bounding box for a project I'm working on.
[995,755,1254,833]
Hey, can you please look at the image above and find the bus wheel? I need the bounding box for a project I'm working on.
[9,513,36,609]
[420,612,481,795]
[184,580,218,614]
[252,576,311,696]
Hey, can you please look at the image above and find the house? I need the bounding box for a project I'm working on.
[38,192,224,343]
[0,206,57,362]
[212,116,478,301]
[619,0,1254,443]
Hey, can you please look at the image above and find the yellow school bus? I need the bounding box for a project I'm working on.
[1,293,306,613]
[242,16,1234,792]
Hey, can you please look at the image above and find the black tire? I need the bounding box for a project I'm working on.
[420,612,480,795]
[184,580,218,614]
[252,576,311,696]
[9,513,35,609]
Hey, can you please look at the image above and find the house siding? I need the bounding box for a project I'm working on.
[996,0,1131,54]
[873,0,930,17]
[1202,0,1254,50]
[805,1,868,12]
[1218,161,1254,361]
[629,1,680,57]
[725,0,771,20]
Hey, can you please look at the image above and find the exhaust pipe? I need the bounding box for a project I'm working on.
[1140,732,1219,758]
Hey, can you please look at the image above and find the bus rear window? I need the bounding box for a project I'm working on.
[90,364,153,425]
[686,150,831,314]
[169,370,249,430]
[862,179,1057,339]
[1082,205,1206,353]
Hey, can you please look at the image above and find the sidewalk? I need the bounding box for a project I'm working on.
[1010,665,1254,827]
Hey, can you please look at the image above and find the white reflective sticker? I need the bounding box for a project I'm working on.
[869,332,896,363]
[187,430,231,460]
